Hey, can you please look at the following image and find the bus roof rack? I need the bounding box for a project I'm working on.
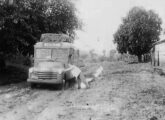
[40,33,73,43]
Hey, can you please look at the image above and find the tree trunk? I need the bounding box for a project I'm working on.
[157,51,160,66]
[6,0,13,5]
[138,55,142,62]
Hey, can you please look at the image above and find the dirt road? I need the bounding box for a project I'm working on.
[0,62,165,120]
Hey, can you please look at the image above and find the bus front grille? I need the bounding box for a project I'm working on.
[37,72,58,80]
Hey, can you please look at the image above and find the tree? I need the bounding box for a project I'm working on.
[0,0,82,55]
[114,7,162,62]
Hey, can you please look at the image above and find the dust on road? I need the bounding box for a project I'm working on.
[0,62,165,120]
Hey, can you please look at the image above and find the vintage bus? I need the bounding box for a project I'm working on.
[27,34,79,87]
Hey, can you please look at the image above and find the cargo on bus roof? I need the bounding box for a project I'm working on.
[40,33,73,43]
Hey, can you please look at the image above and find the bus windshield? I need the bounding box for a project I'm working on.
[36,49,51,59]
[35,48,70,63]
[52,48,69,62]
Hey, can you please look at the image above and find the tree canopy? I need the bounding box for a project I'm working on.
[113,7,162,61]
[0,0,82,55]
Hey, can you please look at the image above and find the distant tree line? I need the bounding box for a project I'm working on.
[0,0,82,56]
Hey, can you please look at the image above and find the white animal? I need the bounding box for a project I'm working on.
[93,66,103,78]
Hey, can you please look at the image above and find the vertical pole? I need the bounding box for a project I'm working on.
[153,47,156,66]
[158,51,160,66]
[151,52,152,65]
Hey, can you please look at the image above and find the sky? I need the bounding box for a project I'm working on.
[73,0,165,55]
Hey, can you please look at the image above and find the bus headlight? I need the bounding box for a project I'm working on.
[29,68,38,79]
[30,73,38,79]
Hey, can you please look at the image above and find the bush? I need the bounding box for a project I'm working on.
[5,54,33,67]
[23,56,33,66]
[0,64,28,85]
[0,54,6,72]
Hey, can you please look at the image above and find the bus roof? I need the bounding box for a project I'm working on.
[40,33,73,43]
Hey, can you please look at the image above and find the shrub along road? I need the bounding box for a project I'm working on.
[0,62,165,120]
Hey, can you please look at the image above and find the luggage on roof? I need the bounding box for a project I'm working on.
[40,33,72,43]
